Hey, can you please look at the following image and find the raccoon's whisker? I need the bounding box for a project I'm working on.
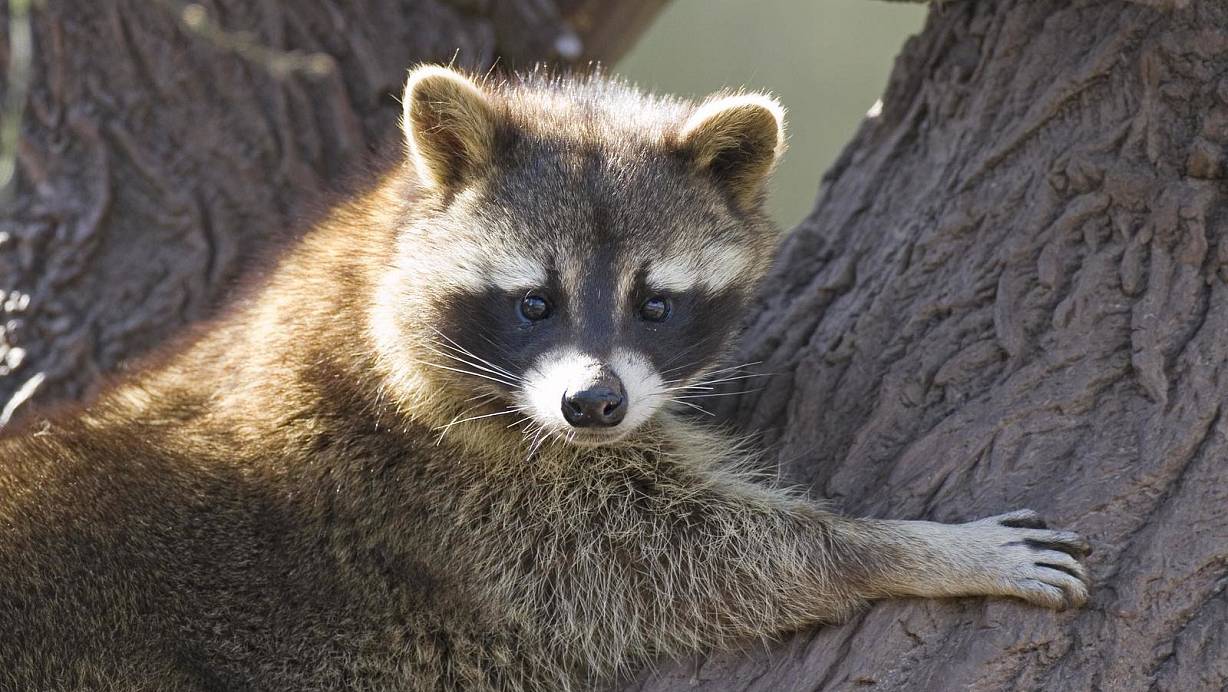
[660,368,761,388]
[659,359,715,379]
[519,418,541,439]
[657,334,724,373]
[526,427,550,461]
[434,408,518,435]
[521,428,540,450]
[428,328,522,381]
[666,399,716,416]
[672,387,764,400]
[656,384,715,393]
[661,356,759,379]
[706,360,764,374]
[425,353,519,387]
[659,367,697,382]
[665,361,764,383]
[460,394,500,409]
[658,370,769,393]
[420,344,523,385]
[413,360,521,388]
[430,342,521,382]
[682,372,773,388]
[473,332,525,370]
[659,359,701,377]
[422,333,514,371]
[434,395,501,444]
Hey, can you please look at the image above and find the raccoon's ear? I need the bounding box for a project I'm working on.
[401,66,497,188]
[677,94,785,208]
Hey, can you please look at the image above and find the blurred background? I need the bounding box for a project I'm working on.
[619,0,926,229]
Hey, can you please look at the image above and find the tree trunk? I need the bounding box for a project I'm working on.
[0,0,665,423]
[6,0,1228,690]
[631,0,1228,689]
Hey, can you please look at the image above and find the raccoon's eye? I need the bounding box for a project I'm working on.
[639,296,670,322]
[519,292,551,321]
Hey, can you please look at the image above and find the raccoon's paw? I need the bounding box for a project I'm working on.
[964,509,1092,610]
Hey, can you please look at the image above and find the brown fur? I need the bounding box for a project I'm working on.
[0,67,1090,691]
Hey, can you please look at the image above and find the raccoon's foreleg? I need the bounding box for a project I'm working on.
[843,508,1091,609]
[690,504,1093,630]
[589,500,1091,662]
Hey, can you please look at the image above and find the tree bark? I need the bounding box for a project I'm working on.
[5,0,1228,690]
[0,0,665,423]
[631,0,1228,689]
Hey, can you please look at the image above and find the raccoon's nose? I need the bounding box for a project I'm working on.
[562,373,627,428]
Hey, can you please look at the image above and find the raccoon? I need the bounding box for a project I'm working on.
[0,66,1091,691]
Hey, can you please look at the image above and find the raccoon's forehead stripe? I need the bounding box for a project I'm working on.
[486,253,548,291]
[416,236,546,292]
[646,243,754,293]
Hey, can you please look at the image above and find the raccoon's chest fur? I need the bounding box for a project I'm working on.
[0,398,702,690]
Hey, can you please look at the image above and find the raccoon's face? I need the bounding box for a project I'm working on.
[376,66,784,447]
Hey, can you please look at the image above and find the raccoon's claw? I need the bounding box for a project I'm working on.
[993,508,1048,529]
[968,510,1092,610]
[986,510,1092,556]
[1024,531,1092,557]
[1011,548,1089,609]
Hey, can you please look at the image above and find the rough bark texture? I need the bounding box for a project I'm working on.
[4,0,1228,690]
[0,0,665,421]
[632,1,1228,689]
